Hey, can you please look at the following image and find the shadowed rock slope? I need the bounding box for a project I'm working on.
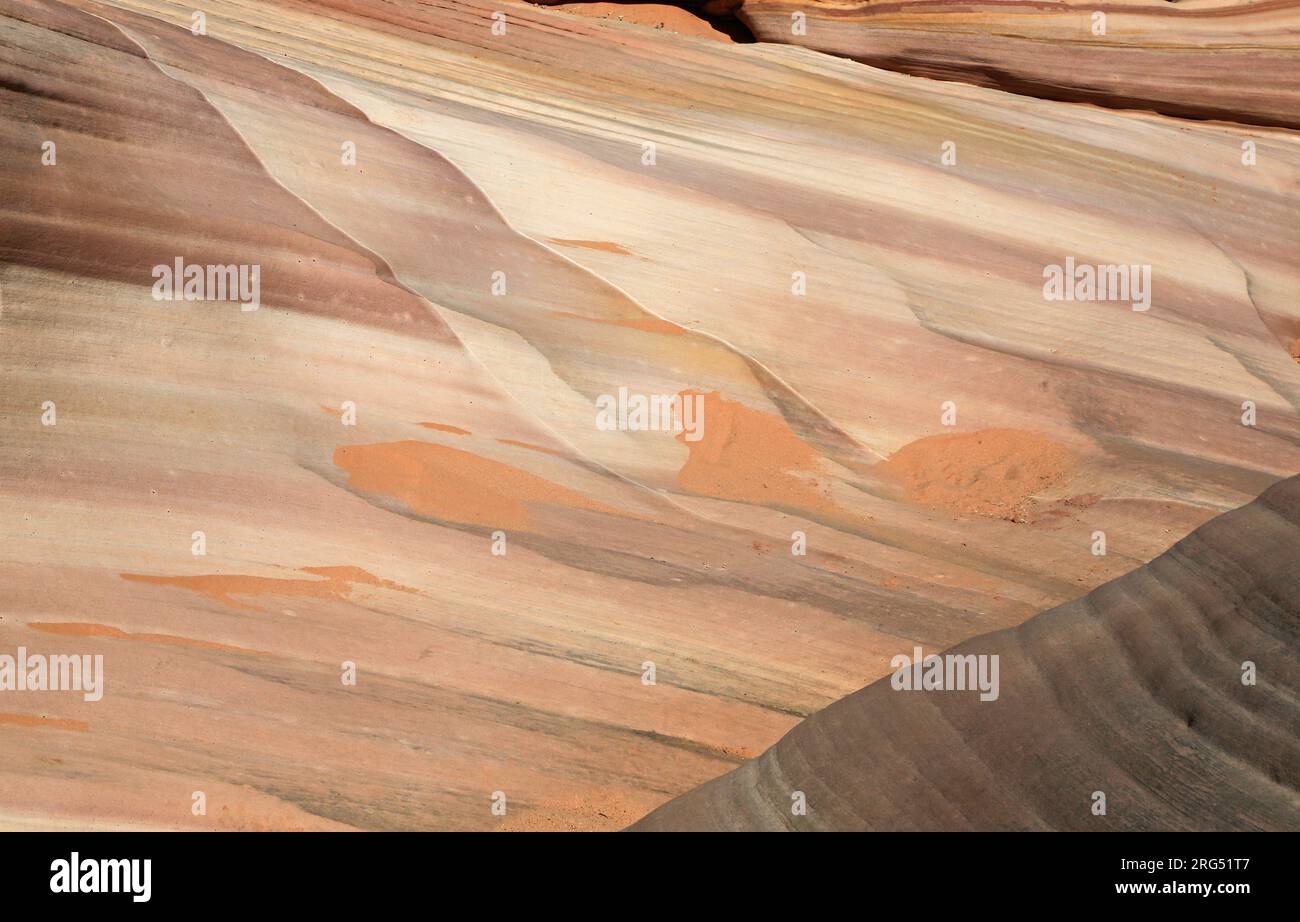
[631,474,1300,831]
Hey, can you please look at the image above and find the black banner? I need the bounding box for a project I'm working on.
[1,831,1287,908]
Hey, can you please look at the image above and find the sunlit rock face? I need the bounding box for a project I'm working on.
[0,0,1295,831]
[736,0,1300,129]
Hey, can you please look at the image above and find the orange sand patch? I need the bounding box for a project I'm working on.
[550,310,684,336]
[120,566,415,612]
[675,391,834,513]
[28,622,262,655]
[497,438,565,457]
[0,713,88,732]
[546,3,732,42]
[418,422,471,435]
[877,429,1076,519]
[334,440,618,530]
[547,237,632,255]
[1065,493,1102,508]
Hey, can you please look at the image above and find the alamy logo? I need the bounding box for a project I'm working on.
[152,258,261,311]
[0,647,103,701]
[50,853,150,902]
[890,646,1000,702]
[595,387,704,442]
[1042,257,1150,311]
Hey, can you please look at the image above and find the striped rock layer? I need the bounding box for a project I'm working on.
[0,0,1296,829]
[738,0,1300,128]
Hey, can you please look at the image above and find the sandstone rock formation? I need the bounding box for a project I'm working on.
[0,0,1295,830]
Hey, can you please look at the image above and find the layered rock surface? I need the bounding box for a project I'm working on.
[0,0,1296,829]
[737,0,1300,128]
